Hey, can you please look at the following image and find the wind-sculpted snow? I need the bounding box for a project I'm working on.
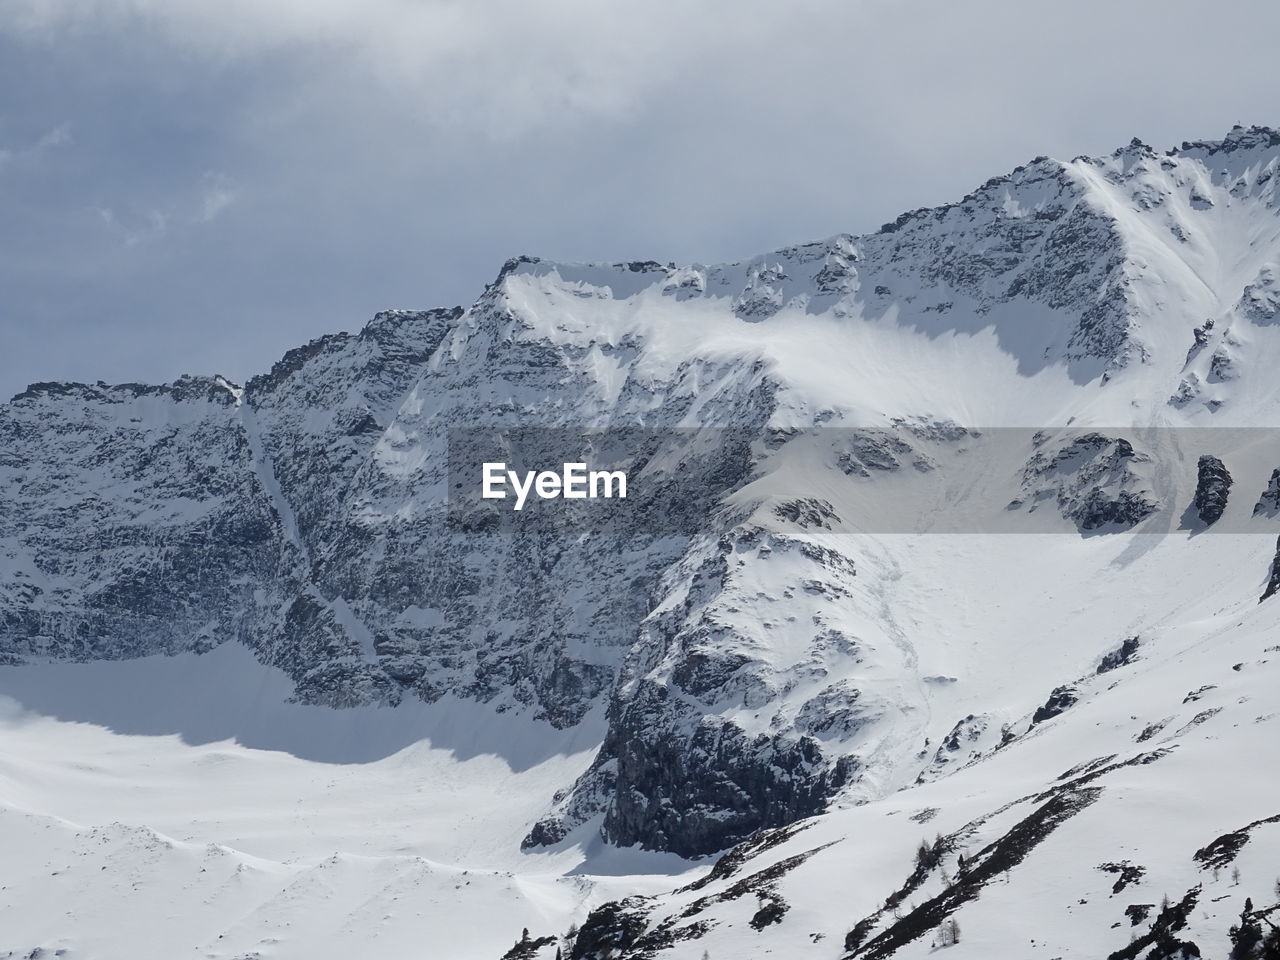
[5,127,1280,872]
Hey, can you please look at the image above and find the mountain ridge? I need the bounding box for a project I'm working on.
[11,124,1280,408]
[5,124,1280,960]
[4,124,1280,864]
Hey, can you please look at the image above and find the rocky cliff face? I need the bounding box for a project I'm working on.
[1193,455,1233,526]
[6,127,1280,857]
[0,377,293,663]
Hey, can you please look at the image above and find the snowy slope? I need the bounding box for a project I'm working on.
[0,645,692,960]
[3,126,1280,958]
[559,532,1280,960]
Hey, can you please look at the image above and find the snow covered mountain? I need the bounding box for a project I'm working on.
[3,125,1280,959]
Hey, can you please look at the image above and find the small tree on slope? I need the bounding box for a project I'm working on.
[1230,899,1263,959]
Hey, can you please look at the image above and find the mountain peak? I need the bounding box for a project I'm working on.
[7,374,240,407]
[1172,123,1280,158]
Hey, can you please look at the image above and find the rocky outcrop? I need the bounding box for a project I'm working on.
[1238,264,1280,324]
[916,714,995,784]
[1032,686,1079,725]
[1262,536,1280,603]
[524,523,873,857]
[1097,636,1141,674]
[598,704,858,857]
[1253,469,1280,517]
[1016,434,1158,532]
[1192,455,1232,525]
[0,377,301,663]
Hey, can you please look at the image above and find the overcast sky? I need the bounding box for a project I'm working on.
[1,0,1278,399]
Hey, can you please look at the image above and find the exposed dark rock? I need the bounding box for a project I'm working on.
[500,933,558,960]
[917,714,989,782]
[1058,755,1119,781]
[1098,861,1147,894]
[595,701,859,857]
[1074,489,1159,531]
[1018,434,1158,532]
[680,821,816,893]
[651,844,832,953]
[774,498,838,529]
[1171,708,1221,737]
[749,897,789,930]
[841,756,1169,953]
[1136,719,1168,743]
[1192,812,1280,870]
[1181,320,1213,367]
[0,378,296,664]
[1262,535,1280,603]
[796,682,870,739]
[836,431,914,477]
[521,818,569,849]
[567,843,833,958]
[1182,685,1215,704]
[1135,938,1202,960]
[1192,455,1232,525]
[1032,685,1079,725]
[527,518,865,855]
[1208,348,1237,382]
[1126,903,1155,926]
[814,252,857,295]
[1098,636,1142,674]
[1254,469,1280,517]
[1105,886,1200,960]
[1238,264,1280,324]
[569,898,652,960]
[844,786,1104,959]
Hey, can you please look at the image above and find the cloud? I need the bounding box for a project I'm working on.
[2,0,1280,403]
[0,121,71,172]
[94,204,168,247]
[32,123,71,151]
[0,0,804,137]
[196,172,235,223]
[89,171,234,247]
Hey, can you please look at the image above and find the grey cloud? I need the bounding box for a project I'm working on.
[1,0,1278,398]
[0,121,70,172]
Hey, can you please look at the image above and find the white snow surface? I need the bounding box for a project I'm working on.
[0,644,693,959]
